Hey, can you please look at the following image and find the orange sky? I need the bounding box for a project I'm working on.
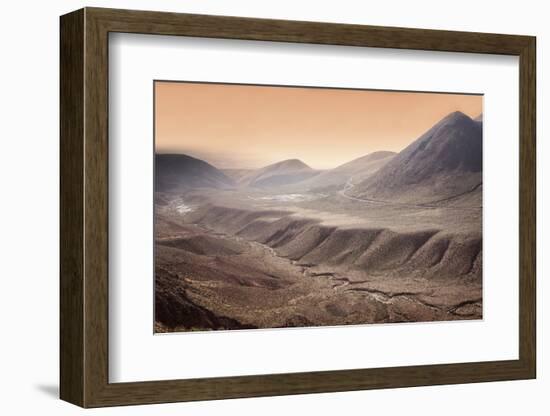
[155,81,482,169]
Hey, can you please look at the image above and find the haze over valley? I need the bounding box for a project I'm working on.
[154,110,483,332]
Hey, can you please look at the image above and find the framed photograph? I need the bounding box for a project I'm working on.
[60,7,536,407]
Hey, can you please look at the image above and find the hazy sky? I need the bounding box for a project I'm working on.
[155,81,482,170]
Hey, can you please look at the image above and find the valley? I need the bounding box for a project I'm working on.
[154,111,483,332]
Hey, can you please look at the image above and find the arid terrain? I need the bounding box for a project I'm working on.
[154,111,483,332]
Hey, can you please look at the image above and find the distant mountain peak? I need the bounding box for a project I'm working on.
[437,111,475,126]
[266,159,312,171]
[155,153,235,192]
[240,158,317,188]
[447,110,470,119]
[284,150,396,192]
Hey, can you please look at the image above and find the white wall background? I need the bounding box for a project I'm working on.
[0,1,545,414]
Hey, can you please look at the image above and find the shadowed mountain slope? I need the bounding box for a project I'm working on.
[349,111,482,204]
[155,153,236,192]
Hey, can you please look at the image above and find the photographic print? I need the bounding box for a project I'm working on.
[154,81,482,333]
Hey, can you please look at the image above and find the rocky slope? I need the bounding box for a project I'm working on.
[349,112,482,204]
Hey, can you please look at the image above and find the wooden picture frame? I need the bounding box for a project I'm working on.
[60,7,536,408]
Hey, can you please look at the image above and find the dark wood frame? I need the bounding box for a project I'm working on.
[60,7,536,408]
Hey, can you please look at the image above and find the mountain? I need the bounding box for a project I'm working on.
[240,159,320,188]
[348,111,482,204]
[333,151,396,173]
[221,169,255,182]
[155,153,236,192]
[291,151,395,192]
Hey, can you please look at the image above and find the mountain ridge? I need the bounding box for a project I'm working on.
[155,153,236,192]
[287,151,396,192]
[348,111,482,204]
[239,158,320,188]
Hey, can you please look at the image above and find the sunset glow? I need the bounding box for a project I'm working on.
[155,81,482,169]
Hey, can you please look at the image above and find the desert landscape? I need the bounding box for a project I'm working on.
[154,88,483,332]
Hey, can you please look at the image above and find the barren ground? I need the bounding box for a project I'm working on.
[154,186,482,332]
